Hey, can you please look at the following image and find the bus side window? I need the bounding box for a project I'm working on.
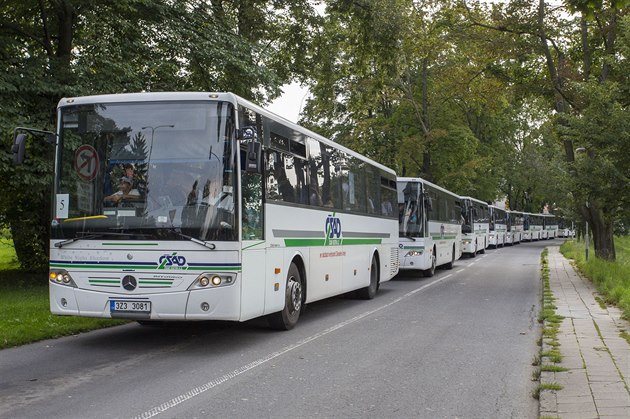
[241,149,263,240]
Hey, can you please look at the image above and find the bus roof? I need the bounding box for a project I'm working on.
[460,196,488,206]
[397,177,460,199]
[58,91,396,175]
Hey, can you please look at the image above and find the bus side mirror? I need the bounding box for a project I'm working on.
[245,141,261,173]
[12,133,27,165]
[240,126,257,141]
[424,196,433,211]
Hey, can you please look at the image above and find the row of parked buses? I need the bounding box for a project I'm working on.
[13,92,574,330]
[397,177,571,277]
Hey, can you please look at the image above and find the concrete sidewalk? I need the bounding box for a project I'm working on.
[540,246,630,418]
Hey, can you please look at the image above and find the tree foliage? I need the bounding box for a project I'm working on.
[0,0,627,267]
[0,0,319,270]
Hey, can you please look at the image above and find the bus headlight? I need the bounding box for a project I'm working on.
[49,269,77,288]
[405,250,423,257]
[189,273,235,290]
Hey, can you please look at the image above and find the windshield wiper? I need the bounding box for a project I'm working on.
[176,232,216,250]
[54,233,105,248]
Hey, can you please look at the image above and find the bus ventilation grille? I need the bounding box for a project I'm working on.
[390,247,399,276]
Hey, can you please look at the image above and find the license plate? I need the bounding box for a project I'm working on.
[110,300,151,313]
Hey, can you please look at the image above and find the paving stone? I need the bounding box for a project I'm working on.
[540,248,630,419]
[596,406,630,416]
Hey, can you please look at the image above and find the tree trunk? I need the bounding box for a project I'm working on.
[583,203,616,261]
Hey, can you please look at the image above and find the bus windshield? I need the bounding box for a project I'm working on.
[53,100,237,242]
[461,200,473,233]
[398,181,423,237]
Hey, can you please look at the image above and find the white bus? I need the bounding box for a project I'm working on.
[543,214,558,239]
[15,92,400,330]
[460,197,489,257]
[523,213,544,241]
[507,210,524,245]
[488,205,507,248]
[398,177,462,277]
[558,217,575,238]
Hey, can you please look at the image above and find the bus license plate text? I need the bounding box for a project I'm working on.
[110,300,151,313]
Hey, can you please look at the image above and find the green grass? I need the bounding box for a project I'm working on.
[0,236,20,270]
[0,239,126,349]
[560,236,630,319]
[532,382,564,399]
[540,364,569,372]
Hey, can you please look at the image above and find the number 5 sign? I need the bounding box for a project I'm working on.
[74,144,99,181]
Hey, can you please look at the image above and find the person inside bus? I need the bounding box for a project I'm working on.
[104,176,141,206]
[123,163,146,196]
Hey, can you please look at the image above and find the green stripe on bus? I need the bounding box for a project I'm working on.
[51,263,156,270]
[342,238,382,245]
[101,243,160,246]
[284,238,382,247]
[89,280,119,284]
[243,241,266,250]
[429,235,458,240]
[52,263,241,272]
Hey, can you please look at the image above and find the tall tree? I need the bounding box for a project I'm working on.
[303,0,528,205]
[0,0,319,270]
[463,0,629,260]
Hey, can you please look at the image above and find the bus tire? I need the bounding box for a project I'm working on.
[268,262,303,330]
[444,245,455,269]
[357,256,379,299]
[470,242,477,258]
[480,240,486,254]
[423,249,436,277]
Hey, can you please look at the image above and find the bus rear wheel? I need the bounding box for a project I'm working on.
[268,262,303,330]
[357,256,379,299]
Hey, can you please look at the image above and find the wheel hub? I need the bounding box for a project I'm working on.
[288,277,302,313]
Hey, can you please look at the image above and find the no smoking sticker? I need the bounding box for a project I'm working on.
[74,144,99,181]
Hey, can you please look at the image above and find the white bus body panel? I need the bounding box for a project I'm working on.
[489,223,506,248]
[399,237,431,271]
[49,241,244,321]
[462,222,489,255]
[264,203,398,309]
[399,220,461,272]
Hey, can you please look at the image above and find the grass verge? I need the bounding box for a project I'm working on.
[560,236,630,319]
[0,244,126,350]
[534,248,566,400]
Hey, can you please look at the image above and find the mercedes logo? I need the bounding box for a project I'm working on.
[122,275,137,291]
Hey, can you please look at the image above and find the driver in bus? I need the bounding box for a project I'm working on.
[104,176,141,206]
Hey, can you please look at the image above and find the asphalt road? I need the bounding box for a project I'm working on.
[0,240,554,419]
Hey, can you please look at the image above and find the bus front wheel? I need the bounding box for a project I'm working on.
[444,245,455,269]
[357,256,379,299]
[268,262,303,330]
[423,250,436,277]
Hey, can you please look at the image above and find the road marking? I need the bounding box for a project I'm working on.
[456,269,465,273]
[134,273,454,419]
